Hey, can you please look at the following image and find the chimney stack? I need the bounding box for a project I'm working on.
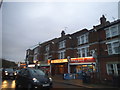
[61,30,65,37]
[100,15,106,25]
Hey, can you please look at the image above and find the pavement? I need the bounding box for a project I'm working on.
[50,75,119,88]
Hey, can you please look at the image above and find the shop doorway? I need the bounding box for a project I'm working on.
[51,63,68,75]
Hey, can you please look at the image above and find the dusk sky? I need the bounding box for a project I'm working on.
[1,0,119,62]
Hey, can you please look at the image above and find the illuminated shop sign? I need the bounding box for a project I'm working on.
[51,59,68,63]
[70,57,95,63]
[50,57,95,64]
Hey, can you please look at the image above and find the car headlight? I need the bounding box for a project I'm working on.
[14,72,17,75]
[33,78,39,83]
[5,71,7,73]
[5,72,8,75]
[49,77,52,82]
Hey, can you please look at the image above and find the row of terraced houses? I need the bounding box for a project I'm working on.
[25,15,120,84]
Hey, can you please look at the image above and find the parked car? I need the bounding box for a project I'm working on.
[15,68,53,89]
[15,70,20,75]
[2,68,17,79]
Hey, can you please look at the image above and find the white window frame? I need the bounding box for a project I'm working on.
[78,33,89,45]
[58,50,65,59]
[33,55,37,61]
[106,40,120,55]
[77,46,89,57]
[45,45,50,52]
[44,53,49,60]
[105,25,119,38]
[34,48,38,54]
[111,25,118,37]
[59,40,66,49]
[106,63,120,76]
[105,28,111,38]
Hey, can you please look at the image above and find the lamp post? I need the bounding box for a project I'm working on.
[92,49,101,82]
[67,56,71,74]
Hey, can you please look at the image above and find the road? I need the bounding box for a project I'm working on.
[1,79,83,89]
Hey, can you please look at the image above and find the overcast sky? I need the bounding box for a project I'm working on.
[1,1,119,62]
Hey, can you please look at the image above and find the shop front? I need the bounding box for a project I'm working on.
[50,59,68,75]
[50,57,96,76]
[69,57,96,73]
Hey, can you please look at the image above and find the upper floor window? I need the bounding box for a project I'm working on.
[33,54,37,60]
[59,40,66,49]
[78,46,89,57]
[27,50,29,55]
[44,53,49,60]
[78,33,89,45]
[34,48,38,54]
[45,45,50,52]
[105,25,119,38]
[106,63,120,76]
[107,41,120,55]
[58,50,65,59]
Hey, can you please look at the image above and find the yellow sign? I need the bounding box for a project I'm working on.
[51,59,68,63]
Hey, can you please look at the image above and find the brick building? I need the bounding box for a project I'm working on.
[26,15,120,83]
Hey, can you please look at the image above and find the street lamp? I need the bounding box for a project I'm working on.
[67,56,71,74]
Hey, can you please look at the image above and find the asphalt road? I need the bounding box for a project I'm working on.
[1,79,83,89]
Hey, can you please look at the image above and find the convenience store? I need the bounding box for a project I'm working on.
[50,57,96,75]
